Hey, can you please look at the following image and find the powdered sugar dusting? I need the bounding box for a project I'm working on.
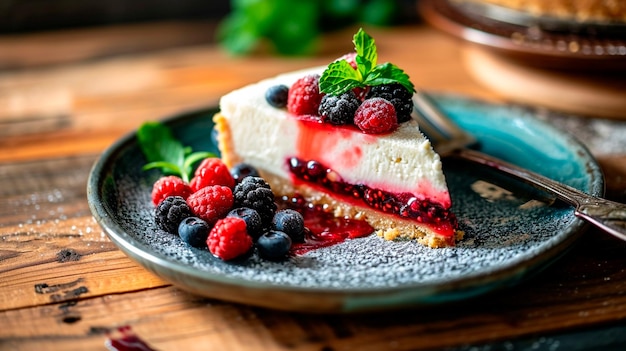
[90,97,601,304]
[109,162,577,290]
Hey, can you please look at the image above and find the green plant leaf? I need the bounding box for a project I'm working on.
[137,121,215,183]
[269,0,319,55]
[137,122,185,165]
[319,28,416,96]
[359,0,397,26]
[364,63,415,93]
[142,161,182,175]
[183,151,215,176]
[353,28,376,75]
[319,59,363,95]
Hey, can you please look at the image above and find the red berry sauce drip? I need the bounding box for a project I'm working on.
[287,157,457,236]
[279,195,374,255]
[105,326,156,351]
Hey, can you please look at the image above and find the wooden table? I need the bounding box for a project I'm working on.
[1,22,626,350]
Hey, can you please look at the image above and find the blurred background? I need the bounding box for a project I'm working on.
[0,1,231,33]
[0,0,419,56]
[1,0,625,169]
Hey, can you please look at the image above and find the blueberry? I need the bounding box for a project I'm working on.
[272,209,305,243]
[265,84,289,108]
[230,163,260,184]
[257,230,292,261]
[178,217,210,248]
[227,207,264,240]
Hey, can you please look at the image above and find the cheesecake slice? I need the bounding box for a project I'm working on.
[214,29,461,248]
[214,66,461,248]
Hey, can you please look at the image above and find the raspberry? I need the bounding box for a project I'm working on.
[207,217,253,261]
[265,84,289,108]
[338,52,358,69]
[186,185,234,225]
[189,158,235,192]
[227,207,264,241]
[287,74,323,116]
[366,83,413,123]
[318,91,360,125]
[151,176,192,206]
[233,176,277,227]
[354,97,398,134]
[155,196,193,234]
[352,86,370,101]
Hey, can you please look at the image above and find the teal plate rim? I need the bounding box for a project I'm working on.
[87,95,604,313]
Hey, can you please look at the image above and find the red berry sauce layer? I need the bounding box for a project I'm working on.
[286,157,458,238]
[278,195,374,256]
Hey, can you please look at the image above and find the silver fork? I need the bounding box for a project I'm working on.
[412,91,626,242]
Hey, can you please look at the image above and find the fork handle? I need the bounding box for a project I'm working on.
[455,148,626,242]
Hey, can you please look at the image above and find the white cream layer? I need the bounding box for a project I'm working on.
[219,68,451,208]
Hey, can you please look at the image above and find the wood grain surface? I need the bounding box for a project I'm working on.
[1,22,626,351]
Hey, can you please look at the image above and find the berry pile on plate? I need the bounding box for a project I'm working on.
[151,158,303,261]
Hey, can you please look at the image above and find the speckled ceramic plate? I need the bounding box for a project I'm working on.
[87,95,603,313]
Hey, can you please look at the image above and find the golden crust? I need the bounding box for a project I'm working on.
[213,113,241,167]
[213,113,463,248]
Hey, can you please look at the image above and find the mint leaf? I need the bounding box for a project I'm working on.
[363,63,415,93]
[142,161,183,175]
[137,122,185,166]
[137,122,215,183]
[183,151,215,173]
[353,28,376,75]
[319,60,363,96]
[319,28,416,96]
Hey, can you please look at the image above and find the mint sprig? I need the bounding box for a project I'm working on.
[137,122,215,183]
[319,28,415,96]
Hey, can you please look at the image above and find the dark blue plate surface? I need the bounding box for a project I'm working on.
[87,96,603,313]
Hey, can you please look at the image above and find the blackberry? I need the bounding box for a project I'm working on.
[265,84,289,108]
[230,163,260,184]
[155,196,193,234]
[366,84,413,123]
[318,91,360,125]
[227,207,264,240]
[272,209,305,243]
[233,176,277,227]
